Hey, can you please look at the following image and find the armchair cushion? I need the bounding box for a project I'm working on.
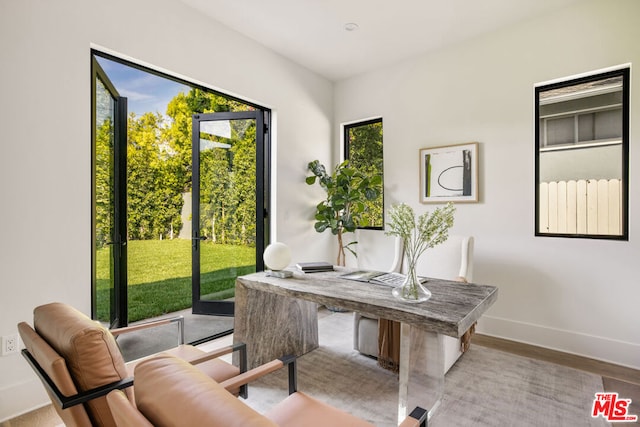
[106,390,153,427]
[124,343,241,395]
[18,321,93,426]
[266,391,374,427]
[130,354,376,427]
[135,354,276,427]
[33,302,131,426]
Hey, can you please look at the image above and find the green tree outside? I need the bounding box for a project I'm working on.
[93,88,259,245]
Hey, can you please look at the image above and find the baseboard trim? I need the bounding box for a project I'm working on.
[477,315,640,371]
[0,378,50,423]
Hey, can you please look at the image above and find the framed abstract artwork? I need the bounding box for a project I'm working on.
[419,142,478,203]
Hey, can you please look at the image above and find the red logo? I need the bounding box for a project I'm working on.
[591,392,638,422]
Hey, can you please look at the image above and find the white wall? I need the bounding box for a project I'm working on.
[0,0,333,420]
[337,0,640,370]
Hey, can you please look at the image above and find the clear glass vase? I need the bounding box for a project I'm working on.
[392,257,431,303]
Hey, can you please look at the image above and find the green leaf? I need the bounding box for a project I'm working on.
[343,218,356,231]
[337,159,349,169]
[316,201,329,211]
[332,200,346,210]
[305,176,317,185]
[345,245,358,258]
[353,202,365,213]
[342,167,355,177]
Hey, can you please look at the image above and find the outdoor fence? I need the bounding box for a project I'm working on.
[539,179,622,235]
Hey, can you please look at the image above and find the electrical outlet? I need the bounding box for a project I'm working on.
[2,334,19,356]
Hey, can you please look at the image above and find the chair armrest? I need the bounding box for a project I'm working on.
[21,348,133,409]
[187,342,248,398]
[219,359,284,391]
[399,407,428,427]
[219,355,298,397]
[188,342,245,366]
[110,316,185,345]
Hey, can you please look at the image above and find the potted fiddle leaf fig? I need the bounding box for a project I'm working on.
[306,159,382,266]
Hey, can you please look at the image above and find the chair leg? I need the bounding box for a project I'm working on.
[235,342,249,399]
[409,407,428,427]
[279,355,298,395]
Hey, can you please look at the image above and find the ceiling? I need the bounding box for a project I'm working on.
[176,0,585,81]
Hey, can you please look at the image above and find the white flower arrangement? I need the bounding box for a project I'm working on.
[385,202,455,300]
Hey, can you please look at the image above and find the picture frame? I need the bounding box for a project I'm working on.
[419,142,478,203]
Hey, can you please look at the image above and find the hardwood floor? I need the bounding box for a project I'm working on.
[473,333,640,422]
[0,405,62,427]
[472,333,640,384]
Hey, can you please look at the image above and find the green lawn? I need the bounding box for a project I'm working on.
[96,239,255,322]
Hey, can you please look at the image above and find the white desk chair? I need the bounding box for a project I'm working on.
[353,235,474,374]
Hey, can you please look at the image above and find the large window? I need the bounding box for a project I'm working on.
[344,118,384,229]
[535,68,629,239]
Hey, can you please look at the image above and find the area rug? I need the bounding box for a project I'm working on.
[242,311,609,427]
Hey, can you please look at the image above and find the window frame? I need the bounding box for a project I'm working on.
[534,67,630,240]
[343,117,384,230]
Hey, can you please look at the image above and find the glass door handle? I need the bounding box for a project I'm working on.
[192,235,207,249]
[104,238,126,245]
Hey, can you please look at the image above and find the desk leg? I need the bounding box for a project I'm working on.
[233,280,319,369]
[397,323,444,425]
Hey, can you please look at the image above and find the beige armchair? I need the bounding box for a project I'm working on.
[106,353,428,427]
[353,235,475,374]
[18,302,246,427]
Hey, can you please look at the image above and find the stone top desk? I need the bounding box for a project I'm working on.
[234,268,498,425]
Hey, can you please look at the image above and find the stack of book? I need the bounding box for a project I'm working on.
[295,262,334,273]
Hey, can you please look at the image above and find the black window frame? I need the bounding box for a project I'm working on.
[343,117,384,230]
[534,67,629,240]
